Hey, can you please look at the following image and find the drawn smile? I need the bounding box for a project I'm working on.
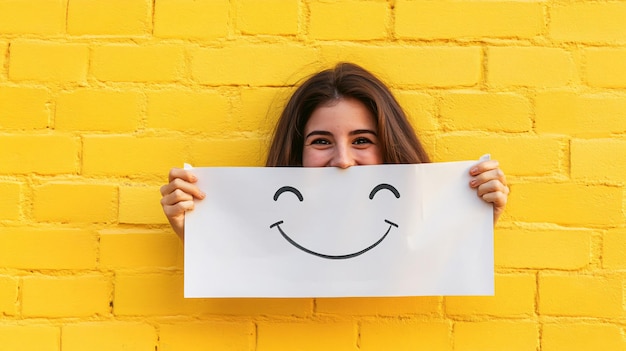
[269,220,398,260]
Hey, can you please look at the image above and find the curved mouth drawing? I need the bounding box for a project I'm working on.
[269,220,398,260]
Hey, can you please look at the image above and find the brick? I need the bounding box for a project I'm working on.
[321,45,481,88]
[585,48,626,88]
[315,296,440,316]
[0,228,97,269]
[9,41,88,82]
[0,325,59,351]
[154,0,228,39]
[67,0,149,35]
[99,230,180,268]
[309,1,388,40]
[239,87,290,135]
[571,139,626,183]
[56,89,142,131]
[146,89,230,133]
[22,274,111,317]
[495,228,592,270]
[539,273,622,318]
[0,181,21,220]
[238,0,298,35]
[82,136,186,176]
[507,183,623,226]
[119,187,168,224]
[393,90,438,132]
[160,322,254,351]
[0,0,66,34]
[542,323,626,351]
[33,183,117,223]
[487,47,573,87]
[536,92,626,135]
[257,321,355,351]
[0,275,18,315]
[0,42,7,77]
[114,273,311,316]
[550,3,626,44]
[454,321,538,351]
[0,135,79,174]
[191,45,318,86]
[190,138,267,166]
[435,134,564,176]
[360,320,451,351]
[62,323,156,351]
[446,274,535,317]
[396,0,544,40]
[440,91,532,132]
[92,45,185,82]
[604,229,626,269]
[0,86,49,129]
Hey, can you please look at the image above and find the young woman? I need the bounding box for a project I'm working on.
[160,62,509,240]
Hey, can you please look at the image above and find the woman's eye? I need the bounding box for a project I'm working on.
[310,138,331,145]
[353,137,373,145]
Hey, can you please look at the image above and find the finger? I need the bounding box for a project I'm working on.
[160,188,195,207]
[476,179,509,198]
[168,167,198,183]
[162,199,195,217]
[480,189,508,209]
[160,178,205,199]
[470,168,507,189]
[469,160,500,176]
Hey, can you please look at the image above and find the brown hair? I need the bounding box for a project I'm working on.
[265,62,430,166]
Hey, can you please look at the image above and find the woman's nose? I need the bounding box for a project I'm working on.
[329,145,355,169]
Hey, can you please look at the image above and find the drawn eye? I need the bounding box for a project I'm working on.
[273,186,304,202]
[369,183,400,200]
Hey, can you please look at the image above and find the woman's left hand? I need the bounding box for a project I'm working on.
[469,159,509,224]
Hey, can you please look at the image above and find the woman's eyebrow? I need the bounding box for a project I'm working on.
[305,129,377,139]
[350,129,377,136]
[305,130,332,139]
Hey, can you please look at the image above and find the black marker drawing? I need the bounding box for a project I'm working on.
[270,183,400,260]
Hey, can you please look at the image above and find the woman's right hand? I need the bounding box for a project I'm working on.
[160,168,206,240]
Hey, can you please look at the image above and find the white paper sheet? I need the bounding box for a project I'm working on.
[184,161,493,298]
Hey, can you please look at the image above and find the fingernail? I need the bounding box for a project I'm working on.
[470,167,478,175]
[470,179,477,187]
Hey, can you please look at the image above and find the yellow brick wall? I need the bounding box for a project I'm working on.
[0,0,624,350]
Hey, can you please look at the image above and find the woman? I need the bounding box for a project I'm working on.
[161,62,509,240]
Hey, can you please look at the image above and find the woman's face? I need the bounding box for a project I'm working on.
[302,98,383,168]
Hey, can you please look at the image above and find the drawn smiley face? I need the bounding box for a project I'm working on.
[269,183,400,260]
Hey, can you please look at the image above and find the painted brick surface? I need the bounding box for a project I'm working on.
[1,1,625,350]
[154,0,229,39]
[238,0,298,35]
[396,0,544,40]
[0,181,21,220]
[359,321,451,351]
[62,323,156,351]
[0,228,97,269]
[56,89,143,131]
[0,0,66,34]
[487,46,574,87]
[309,1,388,40]
[67,0,150,36]
[0,275,18,315]
[0,86,50,129]
[9,41,89,82]
[454,321,539,351]
[22,274,112,317]
[0,325,59,351]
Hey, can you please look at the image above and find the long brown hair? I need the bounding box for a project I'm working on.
[265,62,430,166]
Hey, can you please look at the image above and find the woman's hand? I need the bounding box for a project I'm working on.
[160,168,206,240]
[469,160,509,224]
